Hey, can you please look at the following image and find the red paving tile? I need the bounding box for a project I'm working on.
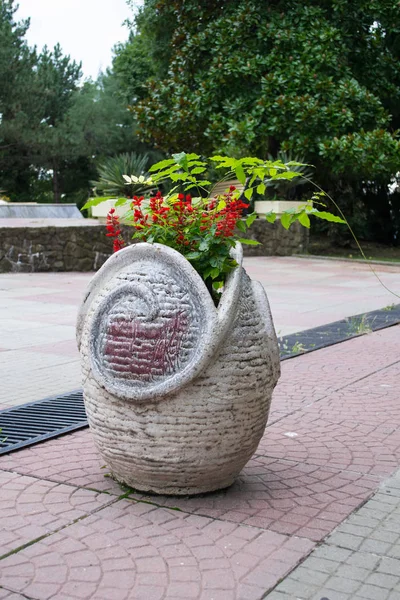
[26,339,80,357]
[1,429,379,541]
[2,431,122,495]
[0,499,315,600]
[0,470,116,557]
[132,457,378,541]
[1,326,400,598]
[269,326,400,422]
[260,413,400,477]
[14,293,84,305]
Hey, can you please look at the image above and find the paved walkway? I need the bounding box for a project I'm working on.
[0,257,399,408]
[1,323,400,599]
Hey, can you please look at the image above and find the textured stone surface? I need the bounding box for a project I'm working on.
[0,225,112,273]
[0,219,308,273]
[78,242,281,494]
[267,469,400,599]
[2,326,400,599]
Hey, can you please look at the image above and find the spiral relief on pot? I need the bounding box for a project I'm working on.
[90,272,202,399]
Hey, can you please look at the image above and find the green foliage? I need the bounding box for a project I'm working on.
[319,129,400,179]
[95,151,345,298]
[112,32,156,104]
[0,1,161,203]
[129,0,399,169]
[91,153,154,198]
[147,152,346,230]
[114,0,400,243]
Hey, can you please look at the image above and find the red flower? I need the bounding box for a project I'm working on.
[105,209,126,253]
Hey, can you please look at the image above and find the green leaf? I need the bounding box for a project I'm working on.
[310,210,346,224]
[114,197,130,207]
[199,239,209,251]
[172,152,189,170]
[244,188,253,200]
[189,179,212,187]
[235,163,246,184]
[149,158,175,172]
[170,172,188,182]
[187,160,206,167]
[298,211,311,228]
[216,199,226,211]
[151,165,180,180]
[257,182,266,195]
[81,196,114,209]
[185,251,201,260]
[237,237,261,245]
[280,213,292,230]
[210,155,236,167]
[246,213,258,227]
[270,171,301,181]
[190,166,207,174]
[210,267,220,279]
[236,219,247,232]
[265,212,277,223]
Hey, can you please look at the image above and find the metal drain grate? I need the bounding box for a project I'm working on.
[279,303,400,360]
[0,390,87,455]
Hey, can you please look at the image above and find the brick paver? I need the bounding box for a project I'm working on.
[0,470,117,558]
[266,469,400,600]
[0,500,314,600]
[1,283,400,597]
[3,430,123,495]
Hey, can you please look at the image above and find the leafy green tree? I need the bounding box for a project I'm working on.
[130,0,400,178]
[117,0,400,243]
[0,0,38,198]
[22,44,83,202]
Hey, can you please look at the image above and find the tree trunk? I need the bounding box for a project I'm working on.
[53,162,61,203]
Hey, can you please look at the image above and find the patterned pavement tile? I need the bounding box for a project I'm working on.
[266,469,400,600]
[302,361,400,427]
[131,456,378,541]
[0,431,122,495]
[0,470,116,557]
[269,327,400,422]
[0,499,315,600]
[259,409,400,477]
[0,590,32,600]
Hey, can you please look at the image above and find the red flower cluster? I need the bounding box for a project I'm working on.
[205,186,249,238]
[129,187,248,247]
[106,208,126,253]
[105,186,249,258]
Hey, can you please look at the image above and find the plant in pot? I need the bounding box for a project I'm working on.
[77,153,344,495]
[89,152,155,218]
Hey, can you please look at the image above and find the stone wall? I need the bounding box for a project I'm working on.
[0,220,308,273]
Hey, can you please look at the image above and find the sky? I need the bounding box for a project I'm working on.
[15,0,141,80]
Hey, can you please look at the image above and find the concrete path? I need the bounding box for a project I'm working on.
[1,325,400,599]
[0,257,399,408]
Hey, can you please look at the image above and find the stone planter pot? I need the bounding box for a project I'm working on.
[77,242,280,495]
